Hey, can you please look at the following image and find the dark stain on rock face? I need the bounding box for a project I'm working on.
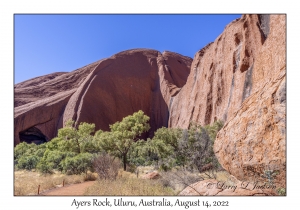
[257,14,270,44]
[204,63,215,125]
[242,64,254,103]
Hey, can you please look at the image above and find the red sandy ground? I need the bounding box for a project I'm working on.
[41,181,95,196]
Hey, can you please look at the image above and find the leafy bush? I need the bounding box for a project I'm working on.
[16,155,40,170]
[61,153,94,175]
[35,121,98,174]
[177,121,223,172]
[14,142,46,169]
[57,121,96,154]
[14,142,32,162]
[15,120,99,175]
[180,126,212,171]
[36,159,52,174]
[139,121,224,173]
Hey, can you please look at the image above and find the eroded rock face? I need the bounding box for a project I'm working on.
[14,90,75,146]
[175,14,286,194]
[169,15,274,129]
[214,14,286,185]
[14,61,101,107]
[14,49,192,145]
[214,71,286,186]
[14,60,103,146]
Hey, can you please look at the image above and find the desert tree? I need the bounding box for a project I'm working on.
[57,120,96,154]
[94,110,150,171]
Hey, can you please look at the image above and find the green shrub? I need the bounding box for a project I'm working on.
[14,120,112,175]
[61,153,94,175]
[45,150,66,171]
[36,158,52,174]
[16,155,40,170]
[14,142,35,164]
[33,144,47,158]
[14,142,46,168]
[139,121,224,173]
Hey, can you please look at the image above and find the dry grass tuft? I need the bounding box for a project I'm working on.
[84,167,175,196]
[84,177,175,196]
[117,169,137,179]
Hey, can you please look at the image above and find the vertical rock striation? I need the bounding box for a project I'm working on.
[169,15,266,129]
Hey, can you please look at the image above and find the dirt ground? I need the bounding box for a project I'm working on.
[40,181,95,196]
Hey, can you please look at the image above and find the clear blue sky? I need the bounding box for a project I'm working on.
[14,14,241,84]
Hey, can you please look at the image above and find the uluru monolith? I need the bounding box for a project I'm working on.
[14,14,286,192]
[14,49,192,145]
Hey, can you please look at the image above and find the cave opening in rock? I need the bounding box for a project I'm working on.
[19,127,48,145]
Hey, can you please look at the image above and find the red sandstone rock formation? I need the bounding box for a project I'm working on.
[169,15,269,129]
[214,71,286,187]
[63,49,191,139]
[166,14,285,188]
[214,15,286,185]
[14,49,192,145]
[14,61,101,107]
[14,61,102,145]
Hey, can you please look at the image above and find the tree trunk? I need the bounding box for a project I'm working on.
[123,154,127,171]
[76,139,81,154]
